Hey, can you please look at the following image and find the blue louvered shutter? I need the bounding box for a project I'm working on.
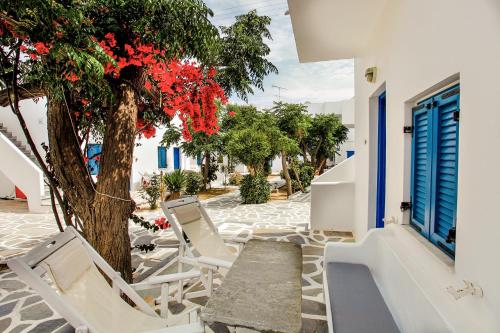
[410,102,432,237]
[411,85,459,257]
[158,147,167,168]
[429,88,459,254]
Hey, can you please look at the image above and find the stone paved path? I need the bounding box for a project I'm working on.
[0,191,352,333]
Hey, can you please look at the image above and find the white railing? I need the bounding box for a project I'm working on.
[310,156,355,231]
[0,132,44,212]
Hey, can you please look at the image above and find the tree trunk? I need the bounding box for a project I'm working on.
[318,157,327,175]
[281,151,292,196]
[203,150,210,190]
[88,85,137,283]
[47,85,136,283]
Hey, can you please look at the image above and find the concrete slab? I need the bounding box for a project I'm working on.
[201,239,303,333]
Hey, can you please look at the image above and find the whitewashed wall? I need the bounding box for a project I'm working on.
[351,0,500,330]
[0,99,47,199]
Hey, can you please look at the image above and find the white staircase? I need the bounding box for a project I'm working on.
[0,122,48,211]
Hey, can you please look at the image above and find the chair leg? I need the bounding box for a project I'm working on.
[207,269,213,297]
[160,283,169,319]
[177,279,184,303]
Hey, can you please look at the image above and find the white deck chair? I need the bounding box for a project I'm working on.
[7,226,211,333]
[161,197,246,279]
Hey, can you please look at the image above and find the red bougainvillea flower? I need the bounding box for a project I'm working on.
[81,98,89,106]
[65,72,79,82]
[228,111,236,117]
[33,42,50,55]
[28,53,38,60]
[154,217,171,230]
[98,33,228,141]
[83,156,89,164]
[136,118,156,139]
[19,45,28,52]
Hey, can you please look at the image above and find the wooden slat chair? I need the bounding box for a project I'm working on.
[161,197,247,285]
[7,226,213,333]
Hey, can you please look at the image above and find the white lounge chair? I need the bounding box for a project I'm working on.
[7,226,211,333]
[161,197,246,278]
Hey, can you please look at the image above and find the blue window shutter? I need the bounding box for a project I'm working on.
[429,87,459,255]
[158,147,167,168]
[410,85,459,257]
[87,144,102,176]
[173,147,181,170]
[410,102,432,237]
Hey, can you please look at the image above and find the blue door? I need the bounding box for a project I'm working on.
[173,147,181,170]
[411,85,460,257]
[158,147,167,169]
[375,92,387,228]
[87,144,102,175]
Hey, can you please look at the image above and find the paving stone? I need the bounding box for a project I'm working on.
[287,235,306,245]
[1,291,32,302]
[302,246,324,256]
[301,318,328,333]
[168,301,186,315]
[20,303,53,321]
[23,296,43,308]
[54,323,74,333]
[302,299,326,316]
[9,323,31,333]
[208,322,231,333]
[0,280,25,291]
[0,302,16,317]
[303,263,318,275]
[310,272,323,284]
[0,317,11,332]
[302,278,311,287]
[303,256,320,262]
[302,288,323,297]
[28,319,66,333]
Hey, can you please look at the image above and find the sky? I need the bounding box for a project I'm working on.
[205,0,354,109]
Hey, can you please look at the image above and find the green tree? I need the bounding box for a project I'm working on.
[306,114,349,174]
[271,102,311,194]
[0,0,277,280]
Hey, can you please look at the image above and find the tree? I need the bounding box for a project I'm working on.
[305,114,349,174]
[0,0,277,281]
[224,104,298,180]
[271,102,311,195]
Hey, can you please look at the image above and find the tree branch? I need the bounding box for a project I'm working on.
[0,83,45,107]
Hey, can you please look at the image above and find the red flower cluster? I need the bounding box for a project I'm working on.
[136,118,156,139]
[154,217,171,230]
[98,33,227,141]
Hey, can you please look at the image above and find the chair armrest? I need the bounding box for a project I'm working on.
[197,256,233,269]
[131,271,201,291]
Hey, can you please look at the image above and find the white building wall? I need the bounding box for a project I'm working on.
[131,123,200,190]
[0,99,48,158]
[0,99,48,197]
[351,0,500,329]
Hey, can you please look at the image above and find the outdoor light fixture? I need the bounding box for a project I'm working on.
[365,67,377,83]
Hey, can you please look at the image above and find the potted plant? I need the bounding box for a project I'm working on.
[164,170,186,200]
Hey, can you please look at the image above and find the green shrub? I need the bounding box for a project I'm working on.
[184,171,204,195]
[291,163,315,192]
[228,172,243,185]
[164,170,186,200]
[239,174,271,204]
[139,173,162,209]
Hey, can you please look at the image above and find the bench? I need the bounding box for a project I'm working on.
[323,224,453,333]
[326,262,399,333]
[201,239,303,333]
